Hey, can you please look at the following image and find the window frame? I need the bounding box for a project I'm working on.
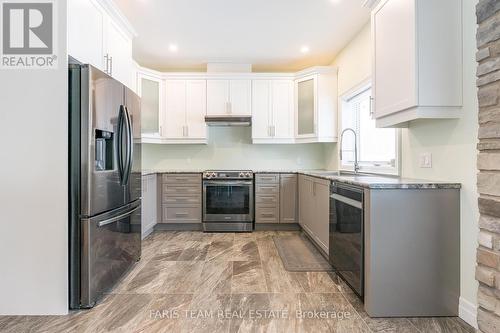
[338,79,401,176]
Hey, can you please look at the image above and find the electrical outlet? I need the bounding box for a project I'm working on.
[419,153,432,168]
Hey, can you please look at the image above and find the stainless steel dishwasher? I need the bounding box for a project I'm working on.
[329,182,364,298]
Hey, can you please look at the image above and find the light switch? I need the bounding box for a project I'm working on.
[419,153,432,168]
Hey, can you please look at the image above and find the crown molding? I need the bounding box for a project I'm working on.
[97,0,138,39]
[362,0,381,10]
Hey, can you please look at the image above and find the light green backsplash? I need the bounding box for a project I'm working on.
[143,127,331,170]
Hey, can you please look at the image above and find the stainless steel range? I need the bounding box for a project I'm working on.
[202,170,254,232]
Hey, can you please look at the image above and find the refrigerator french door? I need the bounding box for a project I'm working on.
[69,60,141,309]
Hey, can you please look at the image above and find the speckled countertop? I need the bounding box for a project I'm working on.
[141,169,461,189]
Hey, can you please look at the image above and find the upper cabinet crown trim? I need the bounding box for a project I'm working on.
[96,0,138,39]
[295,66,338,79]
[134,66,337,81]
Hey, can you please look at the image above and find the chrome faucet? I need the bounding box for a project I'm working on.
[339,128,360,173]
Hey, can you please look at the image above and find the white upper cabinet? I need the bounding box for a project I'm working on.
[165,80,187,140]
[68,0,105,70]
[207,80,230,115]
[252,80,272,140]
[295,67,338,143]
[137,72,163,140]
[68,0,137,91]
[185,80,208,139]
[229,80,252,115]
[372,0,462,128]
[104,19,134,90]
[252,80,294,144]
[164,80,207,143]
[271,80,294,140]
[207,79,251,116]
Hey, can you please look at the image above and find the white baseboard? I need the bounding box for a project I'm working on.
[141,223,156,240]
[459,297,478,329]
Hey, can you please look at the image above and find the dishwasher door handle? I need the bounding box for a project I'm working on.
[330,193,363,209]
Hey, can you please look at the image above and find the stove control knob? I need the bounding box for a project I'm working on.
[239,172,245,178]
[246,172,252,178]
[211,172,217,178]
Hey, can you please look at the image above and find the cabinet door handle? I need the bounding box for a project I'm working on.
[159,125,163,137]
[104,54,109,74]
[108,56,113,76]
[369,96,374,119]
[272,125,276,137]
[186,125,189,137]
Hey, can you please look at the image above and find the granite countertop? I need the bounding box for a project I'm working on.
[141,169,461,189]
[300,171,461,189]
[142,169,204,176]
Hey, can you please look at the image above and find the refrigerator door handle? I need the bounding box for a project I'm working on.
[122,106,133,186]
[97,204,141,227]
[117,105,126,184]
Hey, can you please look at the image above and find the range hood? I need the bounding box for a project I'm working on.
[205,115,252,126]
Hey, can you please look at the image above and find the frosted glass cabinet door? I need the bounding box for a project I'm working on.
[140,78,160,135]
[297,77,315,136]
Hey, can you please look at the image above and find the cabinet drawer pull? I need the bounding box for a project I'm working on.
[175,212,189,217]
[262,213,275,217]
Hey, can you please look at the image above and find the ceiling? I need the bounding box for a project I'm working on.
[114,0,370,72]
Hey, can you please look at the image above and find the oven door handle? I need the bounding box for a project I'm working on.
[330,193,363,210]
[203,180,253,186]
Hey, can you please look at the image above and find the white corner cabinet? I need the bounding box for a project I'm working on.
[372,0,462,128]
[252,79,294,144]
[137,71,163,141]
[207,79,252,116]
[68,0,137,91]
[295,67,338,143]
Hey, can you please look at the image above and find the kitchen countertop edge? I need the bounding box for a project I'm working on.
[141,169,461,189]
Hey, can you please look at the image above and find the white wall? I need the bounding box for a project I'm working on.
[326,0,479,326]
[143,127,327,170]
[324,24,373,170]
[0,1,68,315]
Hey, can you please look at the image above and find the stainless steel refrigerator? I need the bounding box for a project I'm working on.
[69,60,142,309]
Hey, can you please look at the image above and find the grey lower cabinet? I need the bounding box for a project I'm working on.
[161,173,202,224]
[141,174,158,238]
[279,174,298,223]
[298,174,329,253]
[255,173,297,224]
[255,174,280,223]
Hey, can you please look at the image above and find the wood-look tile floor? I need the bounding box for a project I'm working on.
[0,231,474,333]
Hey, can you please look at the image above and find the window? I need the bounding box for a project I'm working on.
[340,83,400,175]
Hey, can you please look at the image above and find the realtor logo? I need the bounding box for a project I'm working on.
[1,0,57,69]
